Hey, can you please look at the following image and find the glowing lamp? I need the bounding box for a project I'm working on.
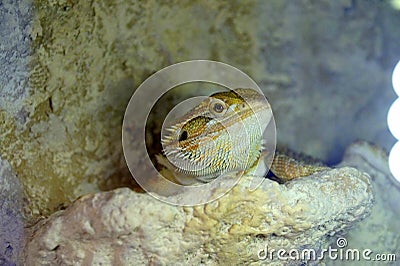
[393,60,400,96]
[389,60,400,183]
[387,98,400,140]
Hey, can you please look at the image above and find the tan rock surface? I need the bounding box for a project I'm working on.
[24,166,372,265]
[326,141,400,265]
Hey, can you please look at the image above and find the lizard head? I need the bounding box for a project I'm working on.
[161,88,272,183]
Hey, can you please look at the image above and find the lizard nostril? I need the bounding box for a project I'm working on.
[179,130,188,141]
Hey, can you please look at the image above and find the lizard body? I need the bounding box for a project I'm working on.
[158,88,329,184]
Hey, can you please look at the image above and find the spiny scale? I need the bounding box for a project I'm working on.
[271,152,329,182]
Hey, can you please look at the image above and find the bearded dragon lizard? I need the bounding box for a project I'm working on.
[158,88,329,185]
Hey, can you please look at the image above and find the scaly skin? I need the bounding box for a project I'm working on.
[270,151,329,182]
[159,88,329,184]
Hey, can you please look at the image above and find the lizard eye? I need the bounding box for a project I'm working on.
[213,103,224,113]
[209,99,227,116]
[178,130,188,141]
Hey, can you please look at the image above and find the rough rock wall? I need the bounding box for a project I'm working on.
[1,0,399,217]
[253,1,400,163]
[1,0,260,217]
[0,0,33,264]
[0,159,25,265]
[0,0,32,122]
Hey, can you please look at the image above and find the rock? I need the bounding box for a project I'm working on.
[23,166,373,265]
[325,141,400,265]
[0,159,25,265]
[0,0,33,124]
[2,0,400,220]
[1,0,263,217]
[255,1,400,162]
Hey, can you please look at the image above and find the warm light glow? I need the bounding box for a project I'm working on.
[387,98,400,140]
[393,60,400,96]
[391,0,400,10]
[389,142,400,183]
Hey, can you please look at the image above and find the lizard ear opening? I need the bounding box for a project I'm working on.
[179,130,188,141]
